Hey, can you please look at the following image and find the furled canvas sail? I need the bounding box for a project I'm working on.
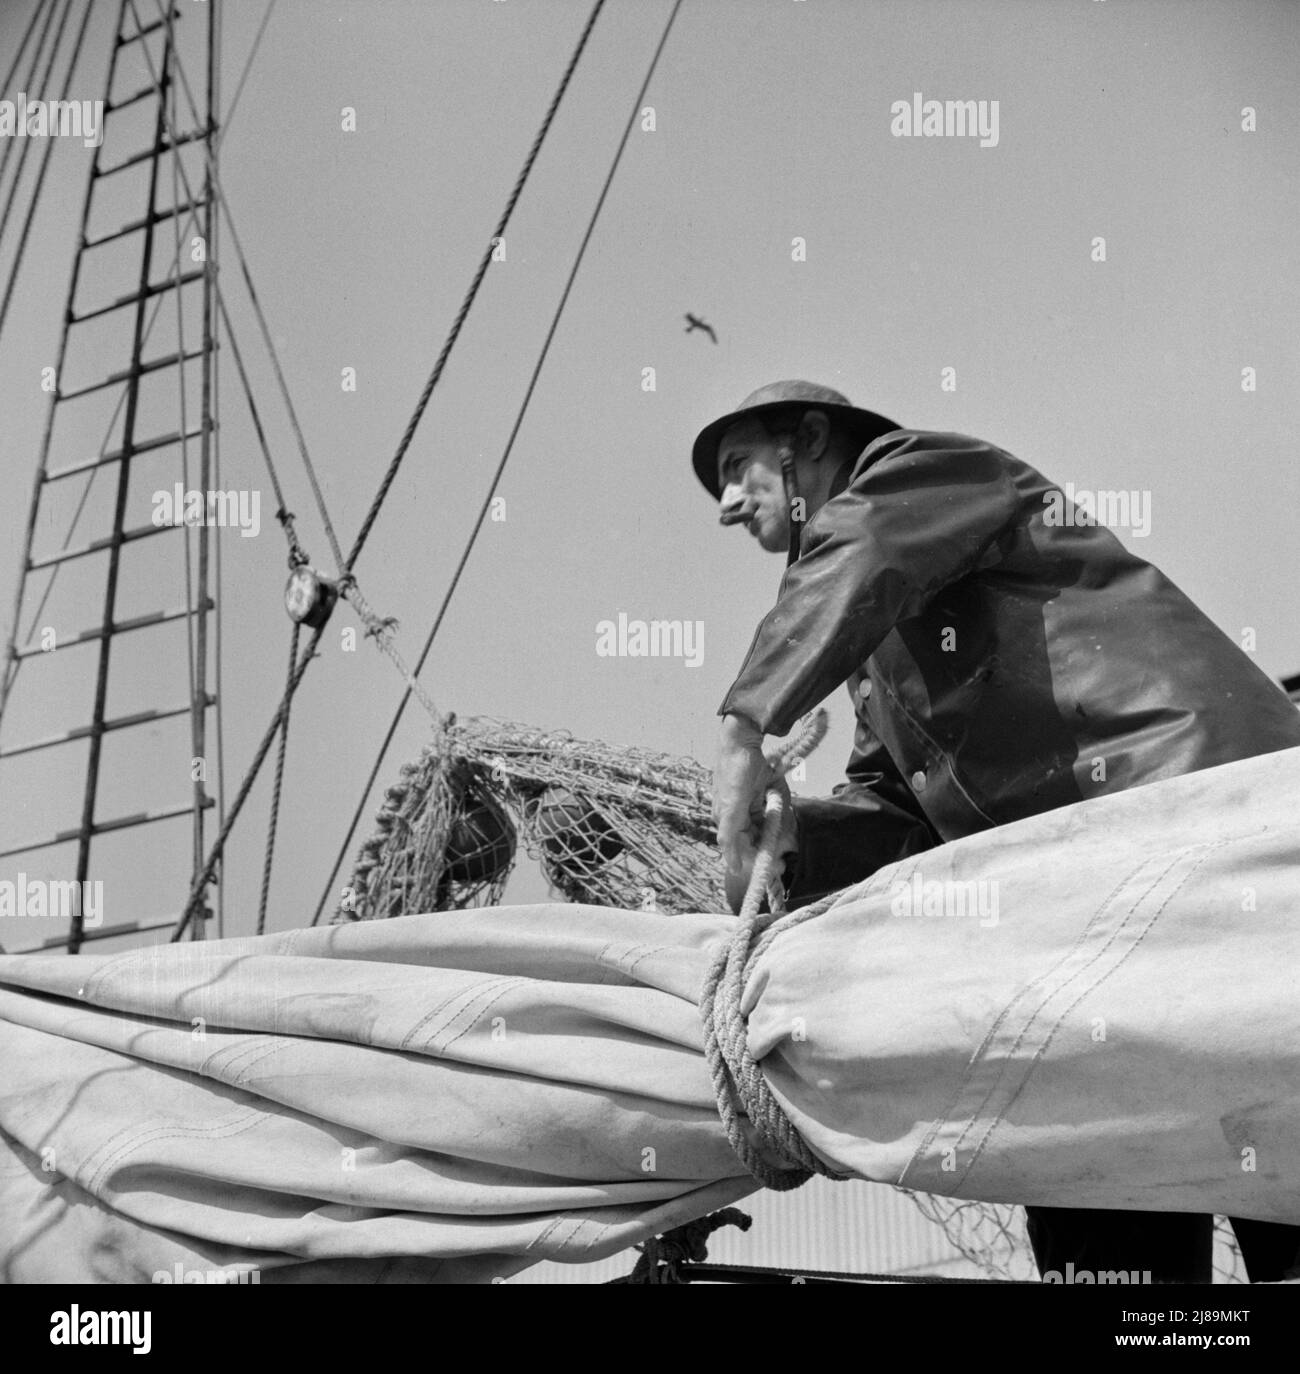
[2,745,1298,1283]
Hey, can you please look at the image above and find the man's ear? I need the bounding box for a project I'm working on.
[799,409,831,461]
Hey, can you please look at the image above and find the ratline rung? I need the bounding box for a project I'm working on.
[0,695,215,759]
[83,196,209,250]
[115,12,182,50]
[0,797,215,860]
[57,345,213,402]
[28,520,172,571]
[105,82,161,115]
[70,267,205,324]
[95,128,206,180]
[43,423,212,483]
[12,600,215,661]
[36,914,204,951]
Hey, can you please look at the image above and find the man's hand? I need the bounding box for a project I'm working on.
[714,714,799,913]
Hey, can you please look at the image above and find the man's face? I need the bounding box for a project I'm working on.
[715,418,791,554]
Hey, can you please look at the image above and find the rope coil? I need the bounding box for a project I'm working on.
[699,709,854,1192]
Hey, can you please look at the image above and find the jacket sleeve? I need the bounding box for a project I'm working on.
[718,432,1020,737]
[783,715,938,906]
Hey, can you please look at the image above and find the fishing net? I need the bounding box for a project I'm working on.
[901,1196,1244,1283]
[339,716,1247,1284]
[340,715,724,922]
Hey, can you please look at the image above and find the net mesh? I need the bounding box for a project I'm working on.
[339,716,1245,1283]
[340,715,724,921]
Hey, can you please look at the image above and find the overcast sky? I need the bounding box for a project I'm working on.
[1,0,1297,950]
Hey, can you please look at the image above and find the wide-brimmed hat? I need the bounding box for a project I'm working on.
[691,379,899,499]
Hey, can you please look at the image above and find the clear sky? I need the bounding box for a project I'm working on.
[1,0,1298,949]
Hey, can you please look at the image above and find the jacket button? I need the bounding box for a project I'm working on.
[911,769,927,791]
[858,679,872,701]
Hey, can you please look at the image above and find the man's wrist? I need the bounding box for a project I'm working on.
[720,711,763,746]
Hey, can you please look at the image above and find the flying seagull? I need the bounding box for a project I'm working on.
[684,313,718,344]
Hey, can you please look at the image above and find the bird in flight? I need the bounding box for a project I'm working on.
[684,313,718,344]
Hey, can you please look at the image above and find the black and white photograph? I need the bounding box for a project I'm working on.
[0,0,1296,1340]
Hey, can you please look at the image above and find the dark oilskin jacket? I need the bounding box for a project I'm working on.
[717,429,1300,906]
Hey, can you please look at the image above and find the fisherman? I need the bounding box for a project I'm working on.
[698,379,1300,1285]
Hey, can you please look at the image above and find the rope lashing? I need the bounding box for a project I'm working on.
[700,708,854,1192]
[338,577,447,731]
[274,508,311,569]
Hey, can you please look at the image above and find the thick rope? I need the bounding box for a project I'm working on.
[137,0,609,582]
[700,709,854,1192]
[340,578,445,729]
[213,285,309,566]
[339,0,607,574]
[308,0,685,929]
[256,621,299,935]
[128,0,606,942]
[171,623,324,941]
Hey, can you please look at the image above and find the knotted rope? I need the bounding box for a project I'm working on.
[700,709,856,1192]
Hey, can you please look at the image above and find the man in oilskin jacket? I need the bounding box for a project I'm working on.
[699,379,1300,1285]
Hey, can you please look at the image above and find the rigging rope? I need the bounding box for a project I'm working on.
[1,0,259,712]
[0,0,73,252]
[0,0,78,343]
[309,0,686,926]
[338,0,608,575]
[168,0,609,939]
[0,1,47,123]
[0,0,57,228]
[257,621,298,935]
[0,219,209,713]
[130,0,346,575]
[172,623,323,941]
[216,0,275,148]
[213,283,309,564]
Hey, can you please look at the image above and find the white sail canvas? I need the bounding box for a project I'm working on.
[2,745,1298,1282]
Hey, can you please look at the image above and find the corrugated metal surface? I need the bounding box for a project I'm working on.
[512,1181,992,1284]
[513,1189,1254,1284]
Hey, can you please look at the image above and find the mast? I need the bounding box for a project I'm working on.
[186,0,219,938]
